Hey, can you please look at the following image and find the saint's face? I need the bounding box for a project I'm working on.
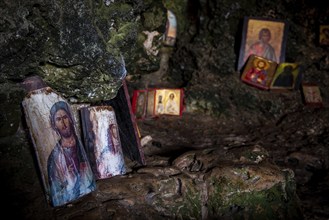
[257,61,265,69]
[54,109,73,138]
[261,32,271,43]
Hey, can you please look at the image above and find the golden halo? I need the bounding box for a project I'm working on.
[253,58,270,70]
[168,92,175,99]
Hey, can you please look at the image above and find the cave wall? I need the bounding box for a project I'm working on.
[0,0,329,218]
[162,0,329,123]
[1,0,329,136]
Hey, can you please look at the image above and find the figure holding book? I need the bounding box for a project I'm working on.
[47,101,95,206]
[245,59,268,85]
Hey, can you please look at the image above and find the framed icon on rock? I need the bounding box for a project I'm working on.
[132,88,184,119]
[240,55,277,90]
[301,83,323,108]
[237,17,289,72]
[320,25,329,46]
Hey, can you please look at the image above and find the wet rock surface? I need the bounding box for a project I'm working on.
[138,109,329,220]
[0,0,144,102]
